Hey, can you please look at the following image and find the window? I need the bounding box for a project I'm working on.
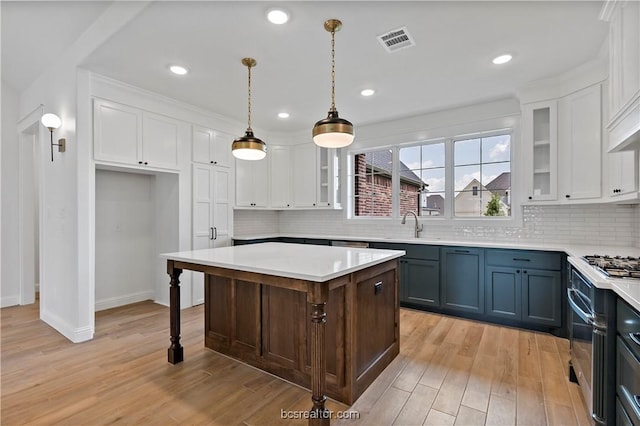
[454,134,511,217]
[352,149,394,217]
[349,130,512,220]
[399,141,445,217]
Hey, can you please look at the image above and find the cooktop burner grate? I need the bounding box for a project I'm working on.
[582,255,640,279]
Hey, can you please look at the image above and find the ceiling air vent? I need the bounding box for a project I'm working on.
[377,26,415,53]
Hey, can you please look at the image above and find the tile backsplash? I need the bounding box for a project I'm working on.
[235,204,640,247]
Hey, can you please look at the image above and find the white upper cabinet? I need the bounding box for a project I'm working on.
[603,0,640,151]
[292,143,318,207]
[522,101,558,201]
[192,125,232,168]
[235,157,269,207]
[93,98,181,171]
[94,99,142,165]
[558,84,603,201]
[317,147,341,208]
[608,150,638,197]
[270,146,292,208]
[142,112,180,170]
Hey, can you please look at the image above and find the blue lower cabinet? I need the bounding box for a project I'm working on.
[522,269,561,326]
[441,248,485,314]
[401,259,440,307]
[485,266,561,327]
[486,266,521,320]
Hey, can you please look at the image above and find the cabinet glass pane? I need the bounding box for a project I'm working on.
[532,107,551,197]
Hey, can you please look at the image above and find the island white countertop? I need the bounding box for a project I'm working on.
[161,242,405,283]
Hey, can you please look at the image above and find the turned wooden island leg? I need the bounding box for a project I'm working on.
[167,260,184,364]
[309,284,330,426]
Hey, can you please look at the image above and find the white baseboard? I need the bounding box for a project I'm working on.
[40,308,94,343]
[95,291,154,312]
[0,295,20,308]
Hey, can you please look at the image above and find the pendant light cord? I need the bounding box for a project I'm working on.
[330,28,336,112]
[247,64,253,131]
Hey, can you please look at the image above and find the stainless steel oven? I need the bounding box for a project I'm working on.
[568,265,616,425]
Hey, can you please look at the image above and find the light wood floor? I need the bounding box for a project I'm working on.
[1,301,590,425]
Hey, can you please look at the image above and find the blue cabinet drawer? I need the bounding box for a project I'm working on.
[485,249,562,270]
[371,242,439,260]
[618,299,640,361]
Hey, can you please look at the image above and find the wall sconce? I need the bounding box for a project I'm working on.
[41,113,65,162]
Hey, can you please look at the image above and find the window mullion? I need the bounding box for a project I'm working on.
[391,147,400,219]
[445,138,454,218]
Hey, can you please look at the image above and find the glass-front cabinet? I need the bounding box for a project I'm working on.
[522,100,558,201]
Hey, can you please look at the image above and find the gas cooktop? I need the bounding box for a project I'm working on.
[583,255,640,279]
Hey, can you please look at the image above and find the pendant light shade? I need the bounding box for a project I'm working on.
[312,19,354,148]
[233,58,266,160]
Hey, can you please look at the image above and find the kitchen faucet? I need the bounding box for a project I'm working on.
[401,211,423,238]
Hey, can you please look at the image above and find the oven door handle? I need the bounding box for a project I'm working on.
[567,288,595,325]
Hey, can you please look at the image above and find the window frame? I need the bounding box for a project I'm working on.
[451,130,513,219]
[347,128,520,226]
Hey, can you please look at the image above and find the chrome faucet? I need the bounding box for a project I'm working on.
[401,211,423,238]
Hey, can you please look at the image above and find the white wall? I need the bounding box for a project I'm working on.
[95,170,155,310]
[153,172,180,307]
[14,2,151,342]
[1,81,20,307]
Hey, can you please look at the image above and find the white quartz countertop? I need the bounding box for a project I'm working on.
[160,242,405,282]
[233,234,640,310]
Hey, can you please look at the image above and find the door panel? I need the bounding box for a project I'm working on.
[522,269,561,326]
[486,266,520,319]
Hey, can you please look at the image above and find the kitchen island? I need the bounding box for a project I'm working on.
[161,242,405,425]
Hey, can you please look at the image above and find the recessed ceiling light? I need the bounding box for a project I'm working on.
[169,65,188,75]
[267,9,289,25]
[278,112,290,119]
[492,54,512,65]
[361,89,376,97]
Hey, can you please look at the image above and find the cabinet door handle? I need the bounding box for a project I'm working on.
[513,258,531,262]
[528,196,533,200]
[455,249,470,253]
[374,281,383,295]
[213,227,217,240]
[210,227,214,240]
[516,270,520,273]
[565,194,570,198]
[138,161,143,165]
[630,332,640,347]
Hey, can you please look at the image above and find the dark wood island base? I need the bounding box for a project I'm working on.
[165,257,400,424]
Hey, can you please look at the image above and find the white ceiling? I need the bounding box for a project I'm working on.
[2,1,609,134]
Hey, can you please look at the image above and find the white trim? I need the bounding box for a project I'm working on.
[95,291,155,312]
[0,295,20,308]
[17,109,43,307]
[41,307,94,343]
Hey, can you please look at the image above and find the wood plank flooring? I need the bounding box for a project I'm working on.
[1,301,589,425]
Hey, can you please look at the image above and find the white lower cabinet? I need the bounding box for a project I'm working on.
[192,164,231,304]
[557,83,603,201]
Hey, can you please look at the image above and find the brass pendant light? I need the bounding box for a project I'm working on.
[312,19,354,148]
[232,57,267,160]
